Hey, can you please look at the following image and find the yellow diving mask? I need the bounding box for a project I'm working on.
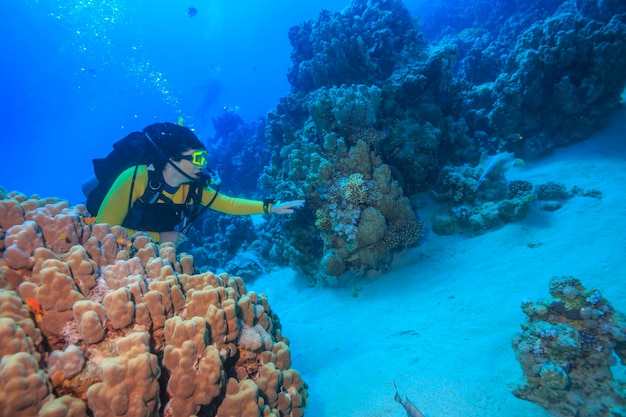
[181,150,208,168]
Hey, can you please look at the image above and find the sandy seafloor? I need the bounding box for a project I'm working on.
[248,104,626,417]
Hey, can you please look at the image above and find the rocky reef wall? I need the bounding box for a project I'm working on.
[256,0,625,283]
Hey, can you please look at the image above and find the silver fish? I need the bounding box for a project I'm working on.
[393,382,426,417]
[473,151,525,192]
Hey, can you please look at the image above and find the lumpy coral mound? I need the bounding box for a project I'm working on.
[512,276,626,417]
[0,188,308,417]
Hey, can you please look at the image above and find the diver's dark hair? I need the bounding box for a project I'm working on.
[143,122,205,170]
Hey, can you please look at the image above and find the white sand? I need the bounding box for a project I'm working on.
[249,105,626,417]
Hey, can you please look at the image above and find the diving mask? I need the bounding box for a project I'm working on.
[180,150,208,168]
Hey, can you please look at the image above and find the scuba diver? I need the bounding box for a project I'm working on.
[87,122,304,246]
[195,66,223,125]
[211,105,244,143]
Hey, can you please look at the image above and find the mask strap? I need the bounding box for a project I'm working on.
[144,130,197,182]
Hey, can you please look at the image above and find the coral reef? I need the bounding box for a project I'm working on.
[415,0,626,157]
[488,6,626,154]
[535,181,572,201]
[254,0,625,281]
[264,104,422,283]
[512,276,626,416]
[287,0,423,93]
[185,211,260,274]
[206,117,270,197]
[263,64,427,283]
[184,117,270,275]
[0,187,307,417]
[430,154,537,234]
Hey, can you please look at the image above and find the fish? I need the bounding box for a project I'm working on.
[393,382,426,417]
[84,216,97,226]
[25,297,45,317]
[233,250,268,274]
[116,237,132,249]
[187,7,198,17]
[473,151,525,192]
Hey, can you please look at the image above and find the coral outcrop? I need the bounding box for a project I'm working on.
[488,5,626,153]
[431,155,537,234]
[415,0,626,157]
[253,0,625,282]
[263,79,424,284]
[512,276,626,416]
[287,0,423,93]
[0,187,308,417]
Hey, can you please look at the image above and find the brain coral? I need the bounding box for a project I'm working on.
[0,188,308,417]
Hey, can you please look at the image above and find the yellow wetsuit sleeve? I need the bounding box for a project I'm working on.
[201,187,266,215]
[96,165,160,241]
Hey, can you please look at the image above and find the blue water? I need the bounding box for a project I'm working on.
[1,0,419,203]
[1,2,625,416]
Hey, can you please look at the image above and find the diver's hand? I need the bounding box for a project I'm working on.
[271,200,305,214]
[159,231,188,246]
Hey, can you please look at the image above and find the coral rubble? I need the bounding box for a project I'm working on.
[512,276,626,416]
[0,188,307,417]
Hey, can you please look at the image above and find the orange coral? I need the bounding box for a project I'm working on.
[0,191,308,417]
